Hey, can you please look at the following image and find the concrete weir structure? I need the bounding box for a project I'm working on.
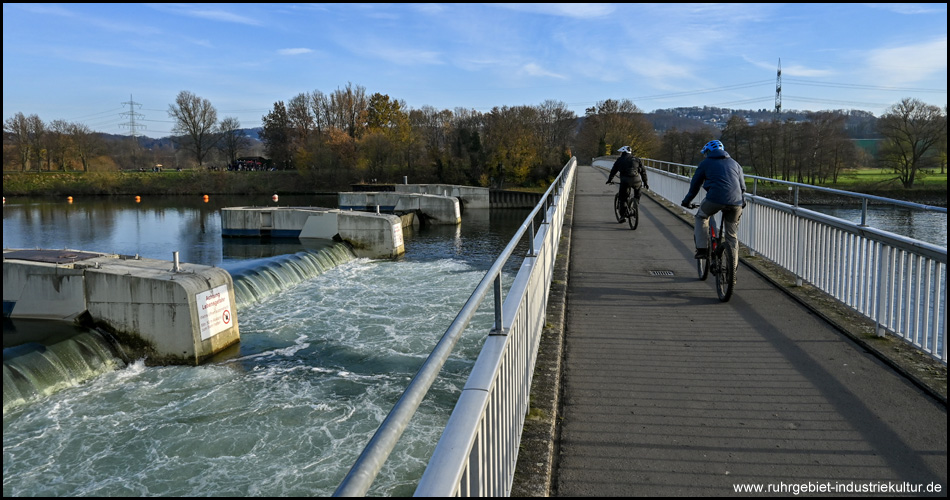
[3,249,240,366]
[338,191,462,225]
[393,184,489,210]
[220,207,405,258]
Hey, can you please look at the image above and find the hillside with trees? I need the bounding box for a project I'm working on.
[3,84,946,192]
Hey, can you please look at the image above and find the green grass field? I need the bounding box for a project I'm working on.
[829,167,948,189]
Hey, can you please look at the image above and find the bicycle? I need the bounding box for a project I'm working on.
[609,182,639,230]
[688,204,735,302]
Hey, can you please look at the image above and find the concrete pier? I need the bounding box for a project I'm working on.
[220,207,405,258]
[3,249,240,366]
[393,184,490,210]
[338,192,461,225]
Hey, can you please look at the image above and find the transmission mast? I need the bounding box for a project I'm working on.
[120,95,146,169]
[120,94,146,137]
[774,58,782,117]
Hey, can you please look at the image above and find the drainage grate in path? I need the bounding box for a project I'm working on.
[649,270,674,276]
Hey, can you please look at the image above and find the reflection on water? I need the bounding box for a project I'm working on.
[2,194,534,496]
[803,204,947,247]
[2,194,339,266]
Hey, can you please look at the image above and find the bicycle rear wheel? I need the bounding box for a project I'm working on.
[697,221,712,280]
[715,245,735,302]
[614,194,625,223]
[696,252,709,280]
[627,199,639,230]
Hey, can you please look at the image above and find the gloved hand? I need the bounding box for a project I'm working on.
[742,200,747,209]
[644,184,650,191]
[681,200,690,208]
[605,180,611,185]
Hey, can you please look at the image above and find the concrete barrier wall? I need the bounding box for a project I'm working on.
[337,212,405,258]
[339,192,460,225]
[3,260,87,320]
[221,207,405,258]
[3,250,240,366]
[394,184,490,209]
[488,190,543,208]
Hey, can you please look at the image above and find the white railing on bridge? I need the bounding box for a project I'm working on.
[334,158,576,497]
[635,158,947,365]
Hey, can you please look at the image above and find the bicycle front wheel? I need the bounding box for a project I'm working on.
[614,194,624,223]
[627,199,639,230]
[715,245,736,302]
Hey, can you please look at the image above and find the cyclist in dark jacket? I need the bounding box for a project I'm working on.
[681,140,745,260]
[606,146,649,221]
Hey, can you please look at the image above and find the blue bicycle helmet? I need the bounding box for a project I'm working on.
[701,140,724,156]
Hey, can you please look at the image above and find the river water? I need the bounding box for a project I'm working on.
[3,194,531,496]
[2,194,945,496]
[803,204,946,247]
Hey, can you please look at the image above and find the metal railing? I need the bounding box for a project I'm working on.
[636,158,947,364]
[334,158,576,496]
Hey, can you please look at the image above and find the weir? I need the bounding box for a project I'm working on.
[3,323,122,414]
[338,192,461,225]
[3,243,356,412]
[228,243,357,309]
[220,206,406,258]
[3,249,239,366]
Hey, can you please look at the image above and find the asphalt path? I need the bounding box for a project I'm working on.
[550,164,947,497]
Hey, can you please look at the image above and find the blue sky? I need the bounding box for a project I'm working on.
[3,3,947,139]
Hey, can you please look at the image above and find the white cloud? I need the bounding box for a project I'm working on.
[362,45,444,66]
[496,3,616,19]
[521,63,567,80]
[866,36,948,85]
[864,3,948,15]
[149,4,264,26]
[278,48,313,56]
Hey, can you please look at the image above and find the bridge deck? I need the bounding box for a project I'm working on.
[536,165,946,496]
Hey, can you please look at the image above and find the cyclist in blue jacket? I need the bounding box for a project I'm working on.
[681,140,745,260]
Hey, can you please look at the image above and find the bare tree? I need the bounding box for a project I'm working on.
[577,99,654,160]
[69,122,101,172]
[217,117,250,167]
[168,90,219,168]
[329,82,369,139]
[536,99,577,174]
[877,98,947,188]
[47,119,72,171]
[26,114,46,172]
[3,112,32,170]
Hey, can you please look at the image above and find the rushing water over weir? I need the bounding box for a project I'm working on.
[229,243,356,310]
[2,243,356,414]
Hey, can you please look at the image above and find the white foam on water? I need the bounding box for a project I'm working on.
[3,251,511,496]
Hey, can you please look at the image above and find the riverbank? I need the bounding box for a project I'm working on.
[752,186,947,207]
[2,170,946,207]
[1,170,340,197]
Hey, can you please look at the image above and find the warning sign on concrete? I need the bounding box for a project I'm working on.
[196,284,232,340]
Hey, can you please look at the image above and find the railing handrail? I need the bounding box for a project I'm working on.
[640,158,948,215]
[750,195,947,262]
[638,158,946,364]
[333,158,577,497]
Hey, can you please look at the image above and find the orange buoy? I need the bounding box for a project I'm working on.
[67,196,73,203]
[135,195,141,203]
[203,194,210,203]
[272,194,279,202]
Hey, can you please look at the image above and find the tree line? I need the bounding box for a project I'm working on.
[3,85,946,189]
